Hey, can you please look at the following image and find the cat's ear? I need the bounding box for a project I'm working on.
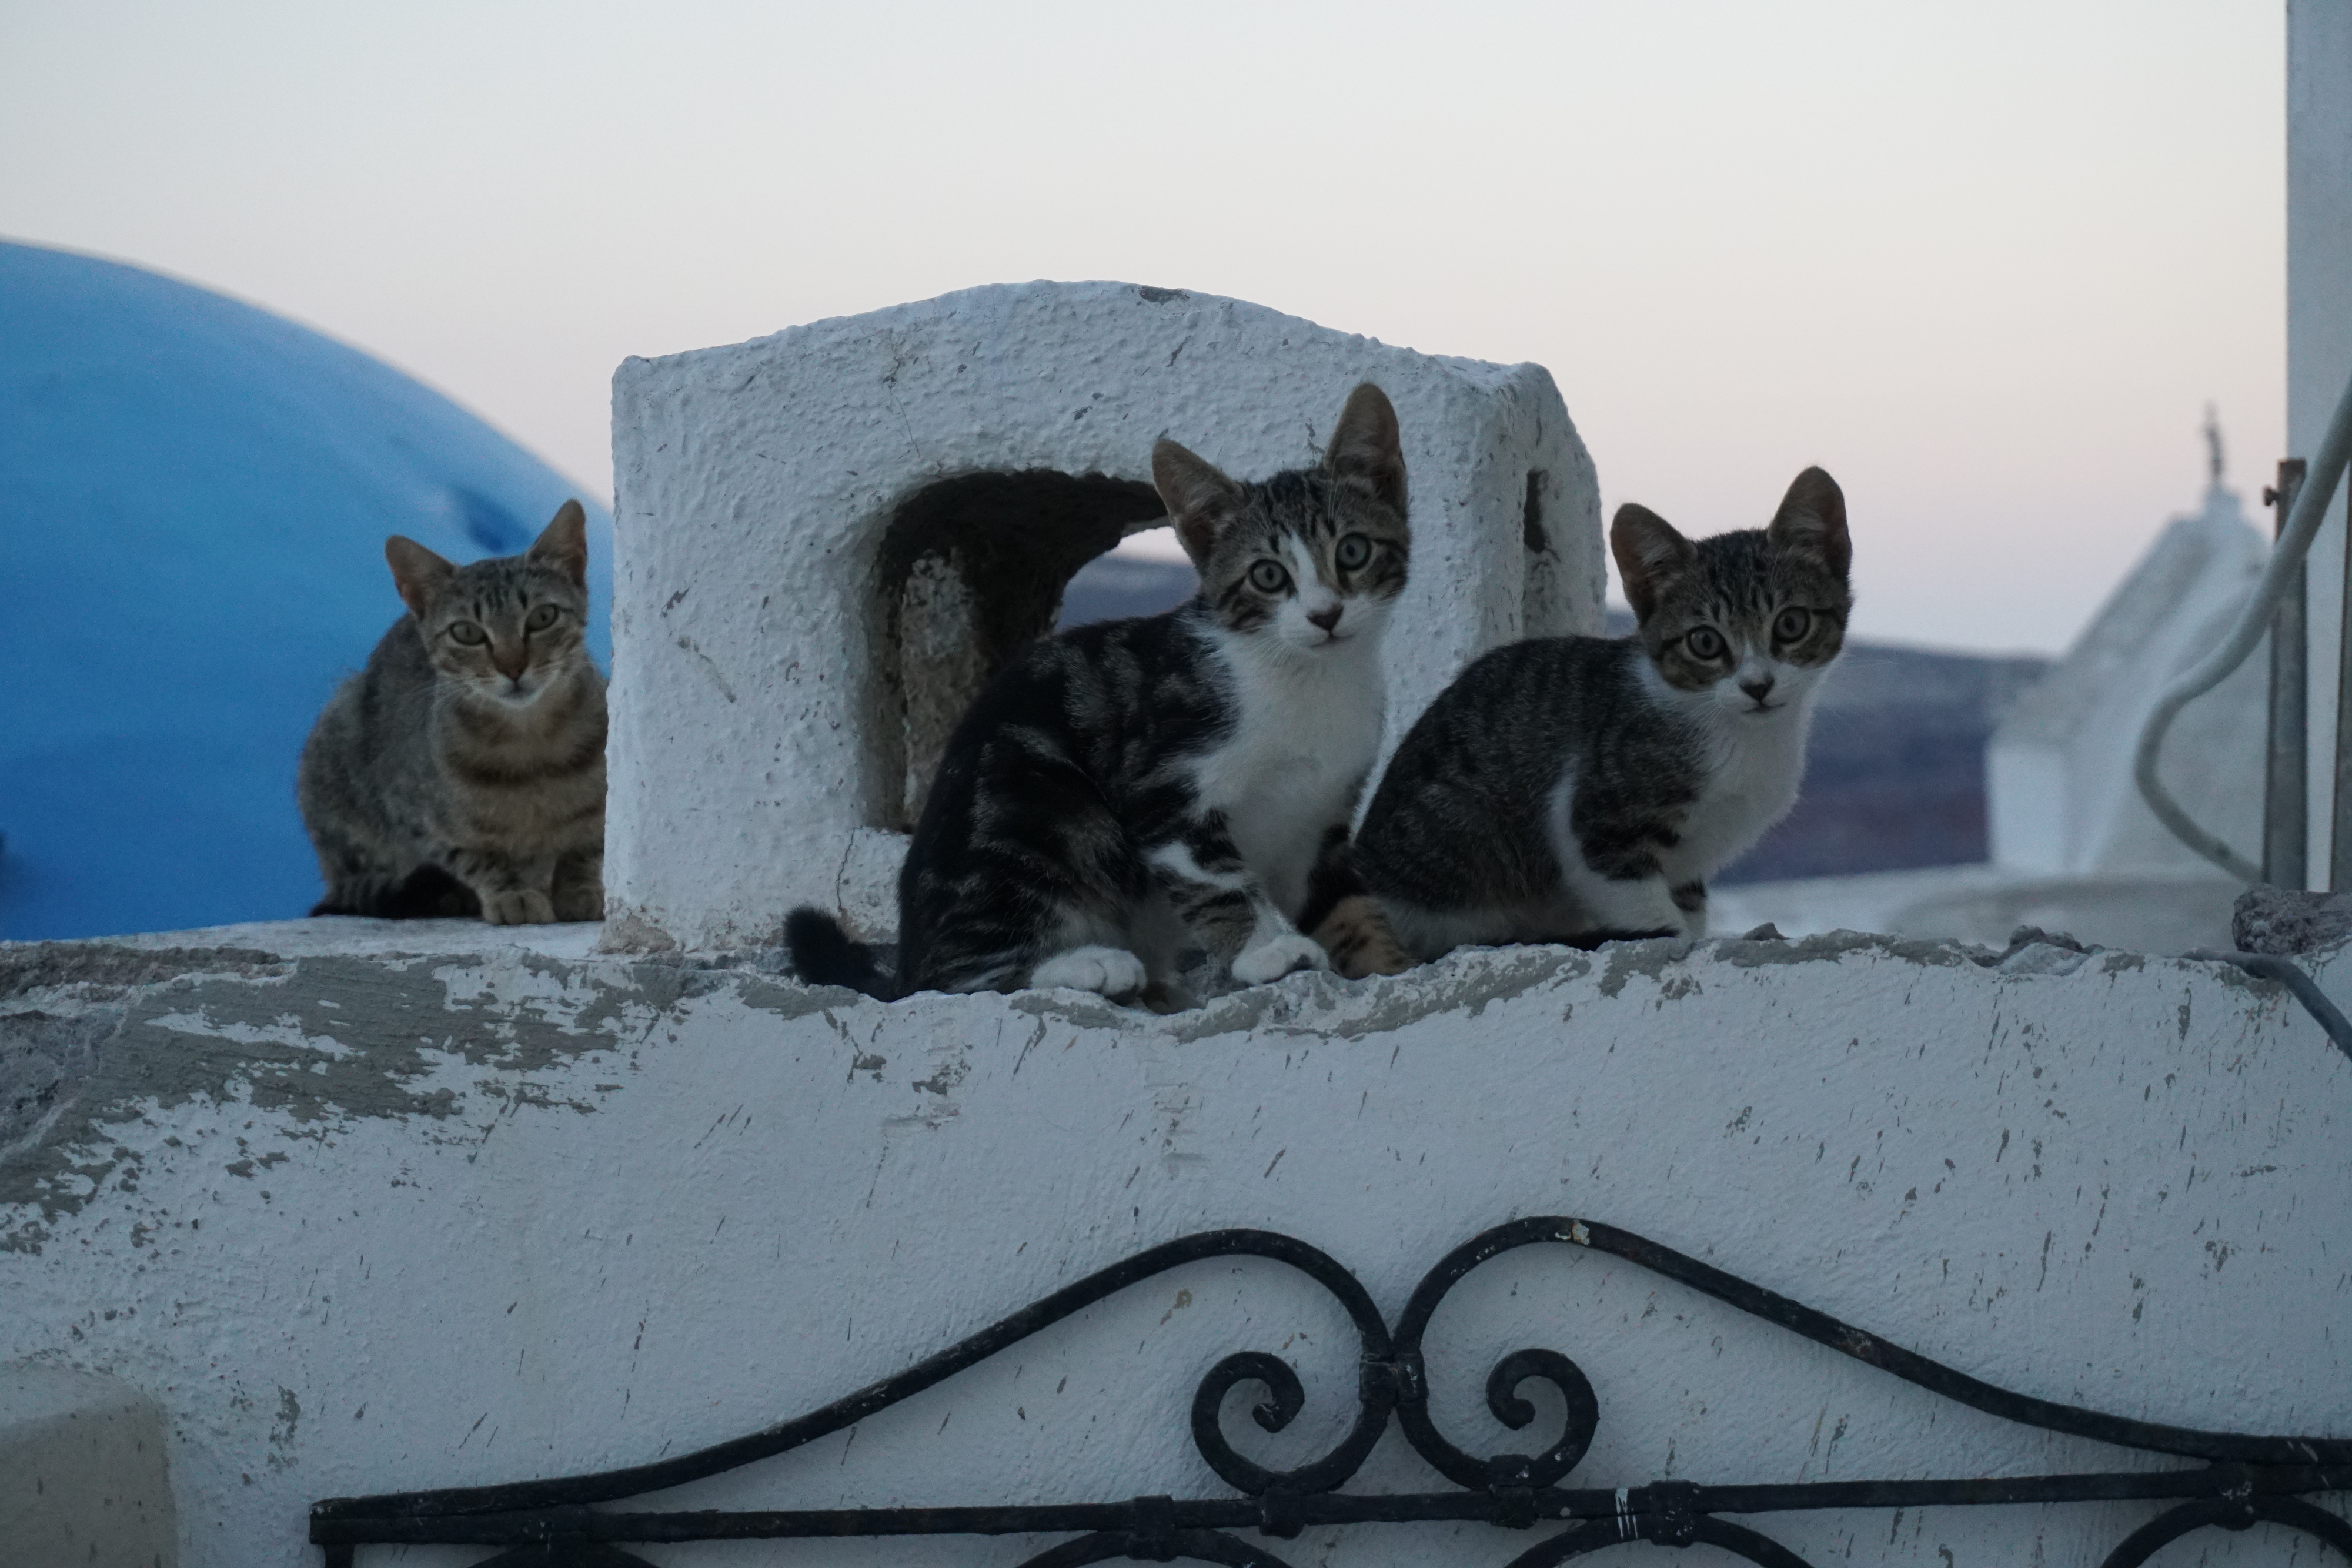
[385,536,456,620]
[1610,504,1696,623]
[528,500,590,586]
[1766,467,1850,579]
[1153,440,1247,566]
[1325,383,1406,516]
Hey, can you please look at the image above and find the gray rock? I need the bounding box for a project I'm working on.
[2232,885,2352,954]
[2004,924,2092,955]
[1999,943,2094,977]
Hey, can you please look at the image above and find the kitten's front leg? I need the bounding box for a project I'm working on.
[1551,786,1689,938]
[1029,945,1149,998]
[1558,866,1683,938]
[1670,880,1709,939]
[442,845,556,925]
[551,847,605,922]
[1147,814,1328,985]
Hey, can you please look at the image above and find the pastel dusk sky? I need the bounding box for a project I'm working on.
[1,1,2288,653]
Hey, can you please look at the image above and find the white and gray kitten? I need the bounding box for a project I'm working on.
[299,503,606,925]
[787,385,1415,1004]
[1355,469,1852,958]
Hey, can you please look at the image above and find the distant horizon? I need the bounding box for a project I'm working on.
[1,228,2260,666]
[0,2,2285,656]
[1097,523,2062,664]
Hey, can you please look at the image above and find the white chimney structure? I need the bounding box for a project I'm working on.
[602,282,1602,951]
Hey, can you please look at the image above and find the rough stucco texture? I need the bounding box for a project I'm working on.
[2,919,2347,1566]
[605,281,1603,950]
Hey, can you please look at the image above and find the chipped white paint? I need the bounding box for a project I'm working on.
[605,282,1602,950]
[4,920,2348,1566]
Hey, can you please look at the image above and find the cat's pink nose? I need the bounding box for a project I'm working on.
[1307,604,1342,633]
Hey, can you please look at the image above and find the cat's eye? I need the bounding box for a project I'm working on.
[1773,608,1812,643]
[1684,627,1727,661]
[525,604,560,633]
[1334,533,1373,570]
[1248,560,1292,594]
[448,621,488,647]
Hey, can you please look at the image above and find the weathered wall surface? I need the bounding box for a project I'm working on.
[606,282,1602,950]
[3,919,2348,1566]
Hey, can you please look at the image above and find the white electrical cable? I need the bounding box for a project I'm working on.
[2134,365,2352,882]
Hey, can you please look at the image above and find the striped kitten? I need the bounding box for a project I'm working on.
[1355,468,1850,958]
[299,502,607,924]
[787,384,1414,1004]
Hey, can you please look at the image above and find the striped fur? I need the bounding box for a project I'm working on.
[298,502,606,925]
[789,385,1413,1003]
[1357,467,1851,959]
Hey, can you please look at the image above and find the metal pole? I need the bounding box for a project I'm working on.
[2333,474,2352,890]
[2335,475,2352,891]
[2136,360,2352,881]
[2266,459,2308,885]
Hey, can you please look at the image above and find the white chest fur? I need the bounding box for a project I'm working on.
[1188,627,1387,916]
[1655,686,1819,884]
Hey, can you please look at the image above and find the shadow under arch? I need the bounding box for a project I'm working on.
[873,469,1167,830]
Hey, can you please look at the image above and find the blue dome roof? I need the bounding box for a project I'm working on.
[0,242,613,940]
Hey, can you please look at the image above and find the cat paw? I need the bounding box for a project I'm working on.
[1309,894,1415,979]
[553,884,605,922]
[1029,945,1148,999]
[482,888,557,925]
[1232,932,1331,985]
[1335,934,1413,980]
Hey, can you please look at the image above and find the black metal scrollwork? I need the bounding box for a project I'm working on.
[312,1218,2352,1567]
[1387,1223,1603,1496]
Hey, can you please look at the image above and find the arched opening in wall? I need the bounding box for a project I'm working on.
[874,472,1170,831]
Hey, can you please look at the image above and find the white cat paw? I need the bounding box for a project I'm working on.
[482,888,556,925]
[1231,932,1331,985]
[1030,945,1148,999]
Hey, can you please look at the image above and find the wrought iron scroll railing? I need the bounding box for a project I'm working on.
[312,1217,2352,1567]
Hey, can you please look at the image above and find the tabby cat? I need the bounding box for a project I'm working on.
[787,384,1415,1004]
[299,501,607,924]
[1354,467,1851,957]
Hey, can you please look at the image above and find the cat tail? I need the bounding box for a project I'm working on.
[784,907,905,1001]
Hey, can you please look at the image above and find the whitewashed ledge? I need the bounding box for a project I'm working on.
[2,918,2348,1567]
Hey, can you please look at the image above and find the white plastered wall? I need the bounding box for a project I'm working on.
[605,282,1602,951]
[1984,499,2267,879]
[2,920,2347,1566]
